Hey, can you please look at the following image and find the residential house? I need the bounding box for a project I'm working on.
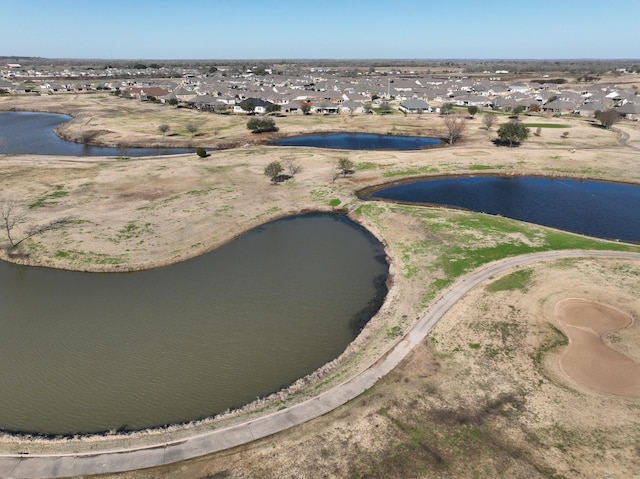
[339,100,368,115]
[455,94,493,108]
[233,97,273,114]
[313,101,339,114]
[508,83,529,93]
[282,100,304,114]
[399,98,431,114]
[574,102,609,117]
[617,102,640,120]
[542,99,578,114]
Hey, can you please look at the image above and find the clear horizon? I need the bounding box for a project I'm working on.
[2,0,639,61]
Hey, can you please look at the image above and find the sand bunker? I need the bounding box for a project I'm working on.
[554,298,640,398]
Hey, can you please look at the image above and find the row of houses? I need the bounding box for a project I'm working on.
[2,67,638,119]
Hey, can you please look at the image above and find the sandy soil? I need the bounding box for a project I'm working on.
[1,93,640,478]
[554,298,640,398]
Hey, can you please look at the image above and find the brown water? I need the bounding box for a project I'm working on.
[0,213,388,435]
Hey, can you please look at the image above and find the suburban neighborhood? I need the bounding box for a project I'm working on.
[2,61,639,120]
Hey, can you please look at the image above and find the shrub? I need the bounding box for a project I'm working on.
[247,117,278,133]
[264,161,283,183]
[195,147,207,158]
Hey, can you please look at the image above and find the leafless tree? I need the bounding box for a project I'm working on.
[1,199,69,249]
[158,124,170,136]
[186,122,199,137]
[330,165,340,184]
[0,199,18,247]
[482,114,497,130]
[442,114,467,144]
[596,109,621,129]
[284,159,301,176]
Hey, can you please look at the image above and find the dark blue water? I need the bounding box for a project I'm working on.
[271,133,442,150]
[369,176,640,243]
[0,111,191,156]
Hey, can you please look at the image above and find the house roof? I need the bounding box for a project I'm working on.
[400,98,430,109]
[618,102,640,114]
[542,99,578,110]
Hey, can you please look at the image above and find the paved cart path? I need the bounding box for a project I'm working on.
[2,250,639,479]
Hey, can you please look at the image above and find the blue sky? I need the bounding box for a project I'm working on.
[2,0,639,60]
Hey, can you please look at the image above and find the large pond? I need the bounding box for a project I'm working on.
[270,133,442,150]
[366,176,640,243]
[0,213,388,436]
[0,111,191,156]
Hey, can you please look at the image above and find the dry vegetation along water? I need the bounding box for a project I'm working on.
[1,92,640,478]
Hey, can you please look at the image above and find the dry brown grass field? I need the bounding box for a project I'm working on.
[1,92,640,479]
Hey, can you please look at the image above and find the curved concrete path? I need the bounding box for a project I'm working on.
[2,250,639,479]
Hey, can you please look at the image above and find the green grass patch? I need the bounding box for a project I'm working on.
[186,187,217,197]
[355,162,378,171]
[53,249,125,265]
[386,325,402,338]
[383,166,439,178]
[533,324,568,367]
[115,222,153,241]
[328,198,341,207]
[372,205,640,310]
[28,185,69,208]
[486,268,533,292]
[253,206,281,221]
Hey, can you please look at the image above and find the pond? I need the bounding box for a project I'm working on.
[0,111,191,156]
[365,176,640,243]
[270,133,442,150]
[0,213,388,436]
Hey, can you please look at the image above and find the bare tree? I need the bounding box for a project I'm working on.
[158,124,170,136]
[330,165,340,184]
[186,122,199,137]
[482,114,497,130]
[442,114,467,144]
[596,109,621,129]
[0,199,18,247]
[1,199,69,249]
[284,158,301,176]
[440,102,454,115]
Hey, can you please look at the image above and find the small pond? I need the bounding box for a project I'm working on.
[366,176,640,243]
[270,133,442,150]
[0,213,388,436]
[0,111,191,156]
